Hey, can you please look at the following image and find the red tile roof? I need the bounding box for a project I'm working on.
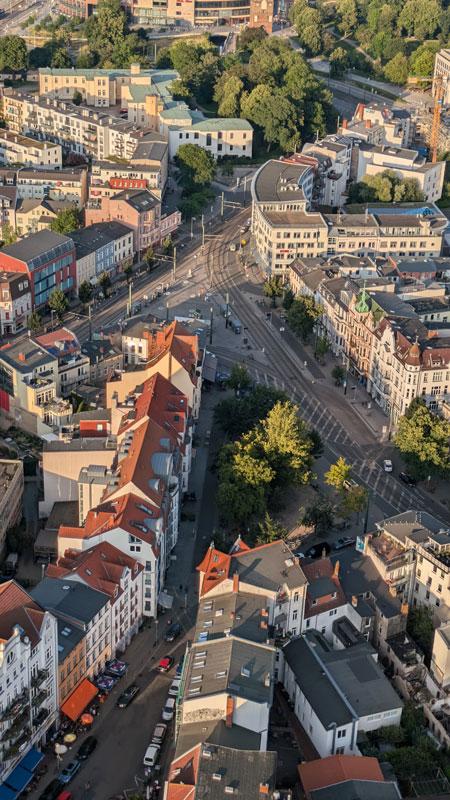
[0,580,46,648]
[113,416,177,500]
[197,544,231,596]
[34,327,79,351]
[119,373,188,438]
[301,557,347,619]
[166,744,201,796]
[47,540,142,600]
[299,755,385,796]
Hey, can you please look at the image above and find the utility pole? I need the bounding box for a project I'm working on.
[225,291,229,329]
[209,306,213,344]
[221,192,224,219]
[201,214,205,249]
[172,246,177,283]
[363,490,371,535]
[88,303,92,341]
[127,281,133,317]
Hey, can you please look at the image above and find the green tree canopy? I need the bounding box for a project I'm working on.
[214,385,288,438]
[255,512,287,545]
[384,53,409,85]
[175,144,216,189]
[398,0,441,39]
[48,288,69,321]
[85,0,139,67]
[263,276,283,307]
[0,36,27,71]
[394,399,450,479]
[410,42,440,76]
[325,456,351,491]
[227,364,253,393]
[301,499,334,535]
[287,295,322,341]
[78,281,93,306]
[51,47,72,68]
[50,206,82,235]
[349,170,424,203]
[28,310,42,334]
[99,270,111,298]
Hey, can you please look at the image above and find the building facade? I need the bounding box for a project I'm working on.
[0,130,62,169]
[0,271,32,335]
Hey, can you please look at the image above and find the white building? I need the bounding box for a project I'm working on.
[301,136,352,206]
[282,631,403,758]
[339,104,413,148]
[433,49,450,105]
[0,581,58,787]
[354,143,445,203]
[0,130,62,169]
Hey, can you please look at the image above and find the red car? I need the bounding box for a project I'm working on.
[157,656,174,673]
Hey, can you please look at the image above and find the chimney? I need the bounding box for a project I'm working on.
[358,103,365,121]
[365,120,372,129]
[233,573,239,594]
[401,602,409,616]
[342,119,348,130]
[225,695,234,728]
[18,352,26,362]
[333,560,340,578]
[351,595,358,608]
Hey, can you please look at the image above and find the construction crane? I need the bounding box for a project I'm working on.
[431,75,445,164]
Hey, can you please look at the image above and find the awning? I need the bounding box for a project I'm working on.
[4,765,33,794]
[158,590,174,610]
[0,786,16,800]
[20,747,44,773]
[61,678,98,722]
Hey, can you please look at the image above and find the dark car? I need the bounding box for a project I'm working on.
[333,537,356,551]
[78,735,97,761]
[117,684,140,708]
[175,656,184,678]
[39,779,63,800]
[399,472,416,486]
[59,760,81,784]
[305,541,331,559]
[165,622,182,643]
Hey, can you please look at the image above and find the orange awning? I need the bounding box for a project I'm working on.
[61,678,98,722]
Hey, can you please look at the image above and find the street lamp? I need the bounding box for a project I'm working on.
[190,217,196,239]
[154,618,159,648]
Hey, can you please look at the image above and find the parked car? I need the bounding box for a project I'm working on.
[59,761,80,785]
[77,735,97,761]
[151,723,167,745]
[168,678,181,697]
[105,659,128,677]
[383,459,393,473]
[165,622,182,643]
[57,792,73,800]
[117,684,140,708]
[162,696,176,721]
[229,243,237,252]
[39,780,63,800]
[304,542,331,559]
[399,471,416,486]
[175,658,184,678]
[143,743,160,768]
[343,478,359,491]
[333,537,356,551]
[157,656,174,673]
[96,674,116,692]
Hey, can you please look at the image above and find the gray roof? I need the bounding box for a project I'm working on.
[46,500,79,532]
[132,139,167,163]
[183,638,274,704]
[330,548,402,619]
[113,188,159,212]
[394,257,440,273]
[175,719,262,759]
[310,780,400,800]
[195,744,277,800]
[17,166,87,182]
[376,511,448,545]
[0,336,55,373]
[195,590,271,644]
[367,291,417,319]
[56,618,85,664]
[31,577,109,625]
[71,221,132,259]
[44,436,116,452]
[233,541,307,591]
[284,631,402,729]
[253,159,310,203]
[0,228,73,264]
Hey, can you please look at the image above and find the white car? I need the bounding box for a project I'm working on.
[162,696,176,721]
[383,459,393,473]
[143,743,160,768]
[168,678,181,697]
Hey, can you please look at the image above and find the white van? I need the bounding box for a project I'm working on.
[162,696,176,721]
[143,743,160,768]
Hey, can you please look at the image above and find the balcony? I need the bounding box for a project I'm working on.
[1,691,29,721]
[32,689,48,708]
[31,668,48,689]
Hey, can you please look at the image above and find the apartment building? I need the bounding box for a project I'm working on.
[282,630,403,758]
[353,142,445,203]
[15,198,72,237]
[16,166,88,206]
[106,317,203,418]
[71,221,134,285]
[0,270,32,335]
[0,130,62,169]
[339,103,413,148]
[164,115,253,159]
[32,576,111,678]
[90,153,166,202]
[0,229,76,308]
[85,189,180,254]
[33,328,91,398]
[300,137,352,207]
[0,581,58,787]
[433,49,450,105]
[47,541,143,655]
[0,459,24,554]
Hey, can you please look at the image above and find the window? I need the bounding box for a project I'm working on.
[336,747,345,755]
[337,729,346,739]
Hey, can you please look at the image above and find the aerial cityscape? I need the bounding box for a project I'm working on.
[0,1,449,798]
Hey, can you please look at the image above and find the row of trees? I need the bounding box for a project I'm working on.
[394,399,450,480]
[158,29,335,154]
[348,170,424,204]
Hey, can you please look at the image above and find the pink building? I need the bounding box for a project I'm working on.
[85,188,180,254]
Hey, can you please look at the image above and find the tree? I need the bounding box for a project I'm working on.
[263,276,283,308]
[340,485,367,520]
[78,281,93,306]
[227,363,253,394]
[336,0,358,36]
[308,428,323,456]
[291,1,324,56]
[315,335,330,359]
[48,288,69,321]
[143,245,155,270]
[332,365,345,385]
[241,84,300,151]
[282,288,295,310]
[99,271,111,298]
[214,75,244,118]
[302,499,334,535]
[214,385,288,438]
[162,235,173,254]
[325,456,351,492]
[72,90,83,105]
[350,170,424,204]
[287,296,322,341]
[1,223,17,246]
[0,36,28,72]
[398,0,441,39]
[51,47,72,68]
[407,605,434,661]
[28,310,42,334]
[329,47,349,78]
[255,512,287,545]
[175,144,216,189]
[85,0,139,67]
[236,26,267,54]
[384,53,409,85]
[410,43,440,77]
[395,399,450,479]
[259,400,313,487]
[124,264,133,284]
[50,206,82,235]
